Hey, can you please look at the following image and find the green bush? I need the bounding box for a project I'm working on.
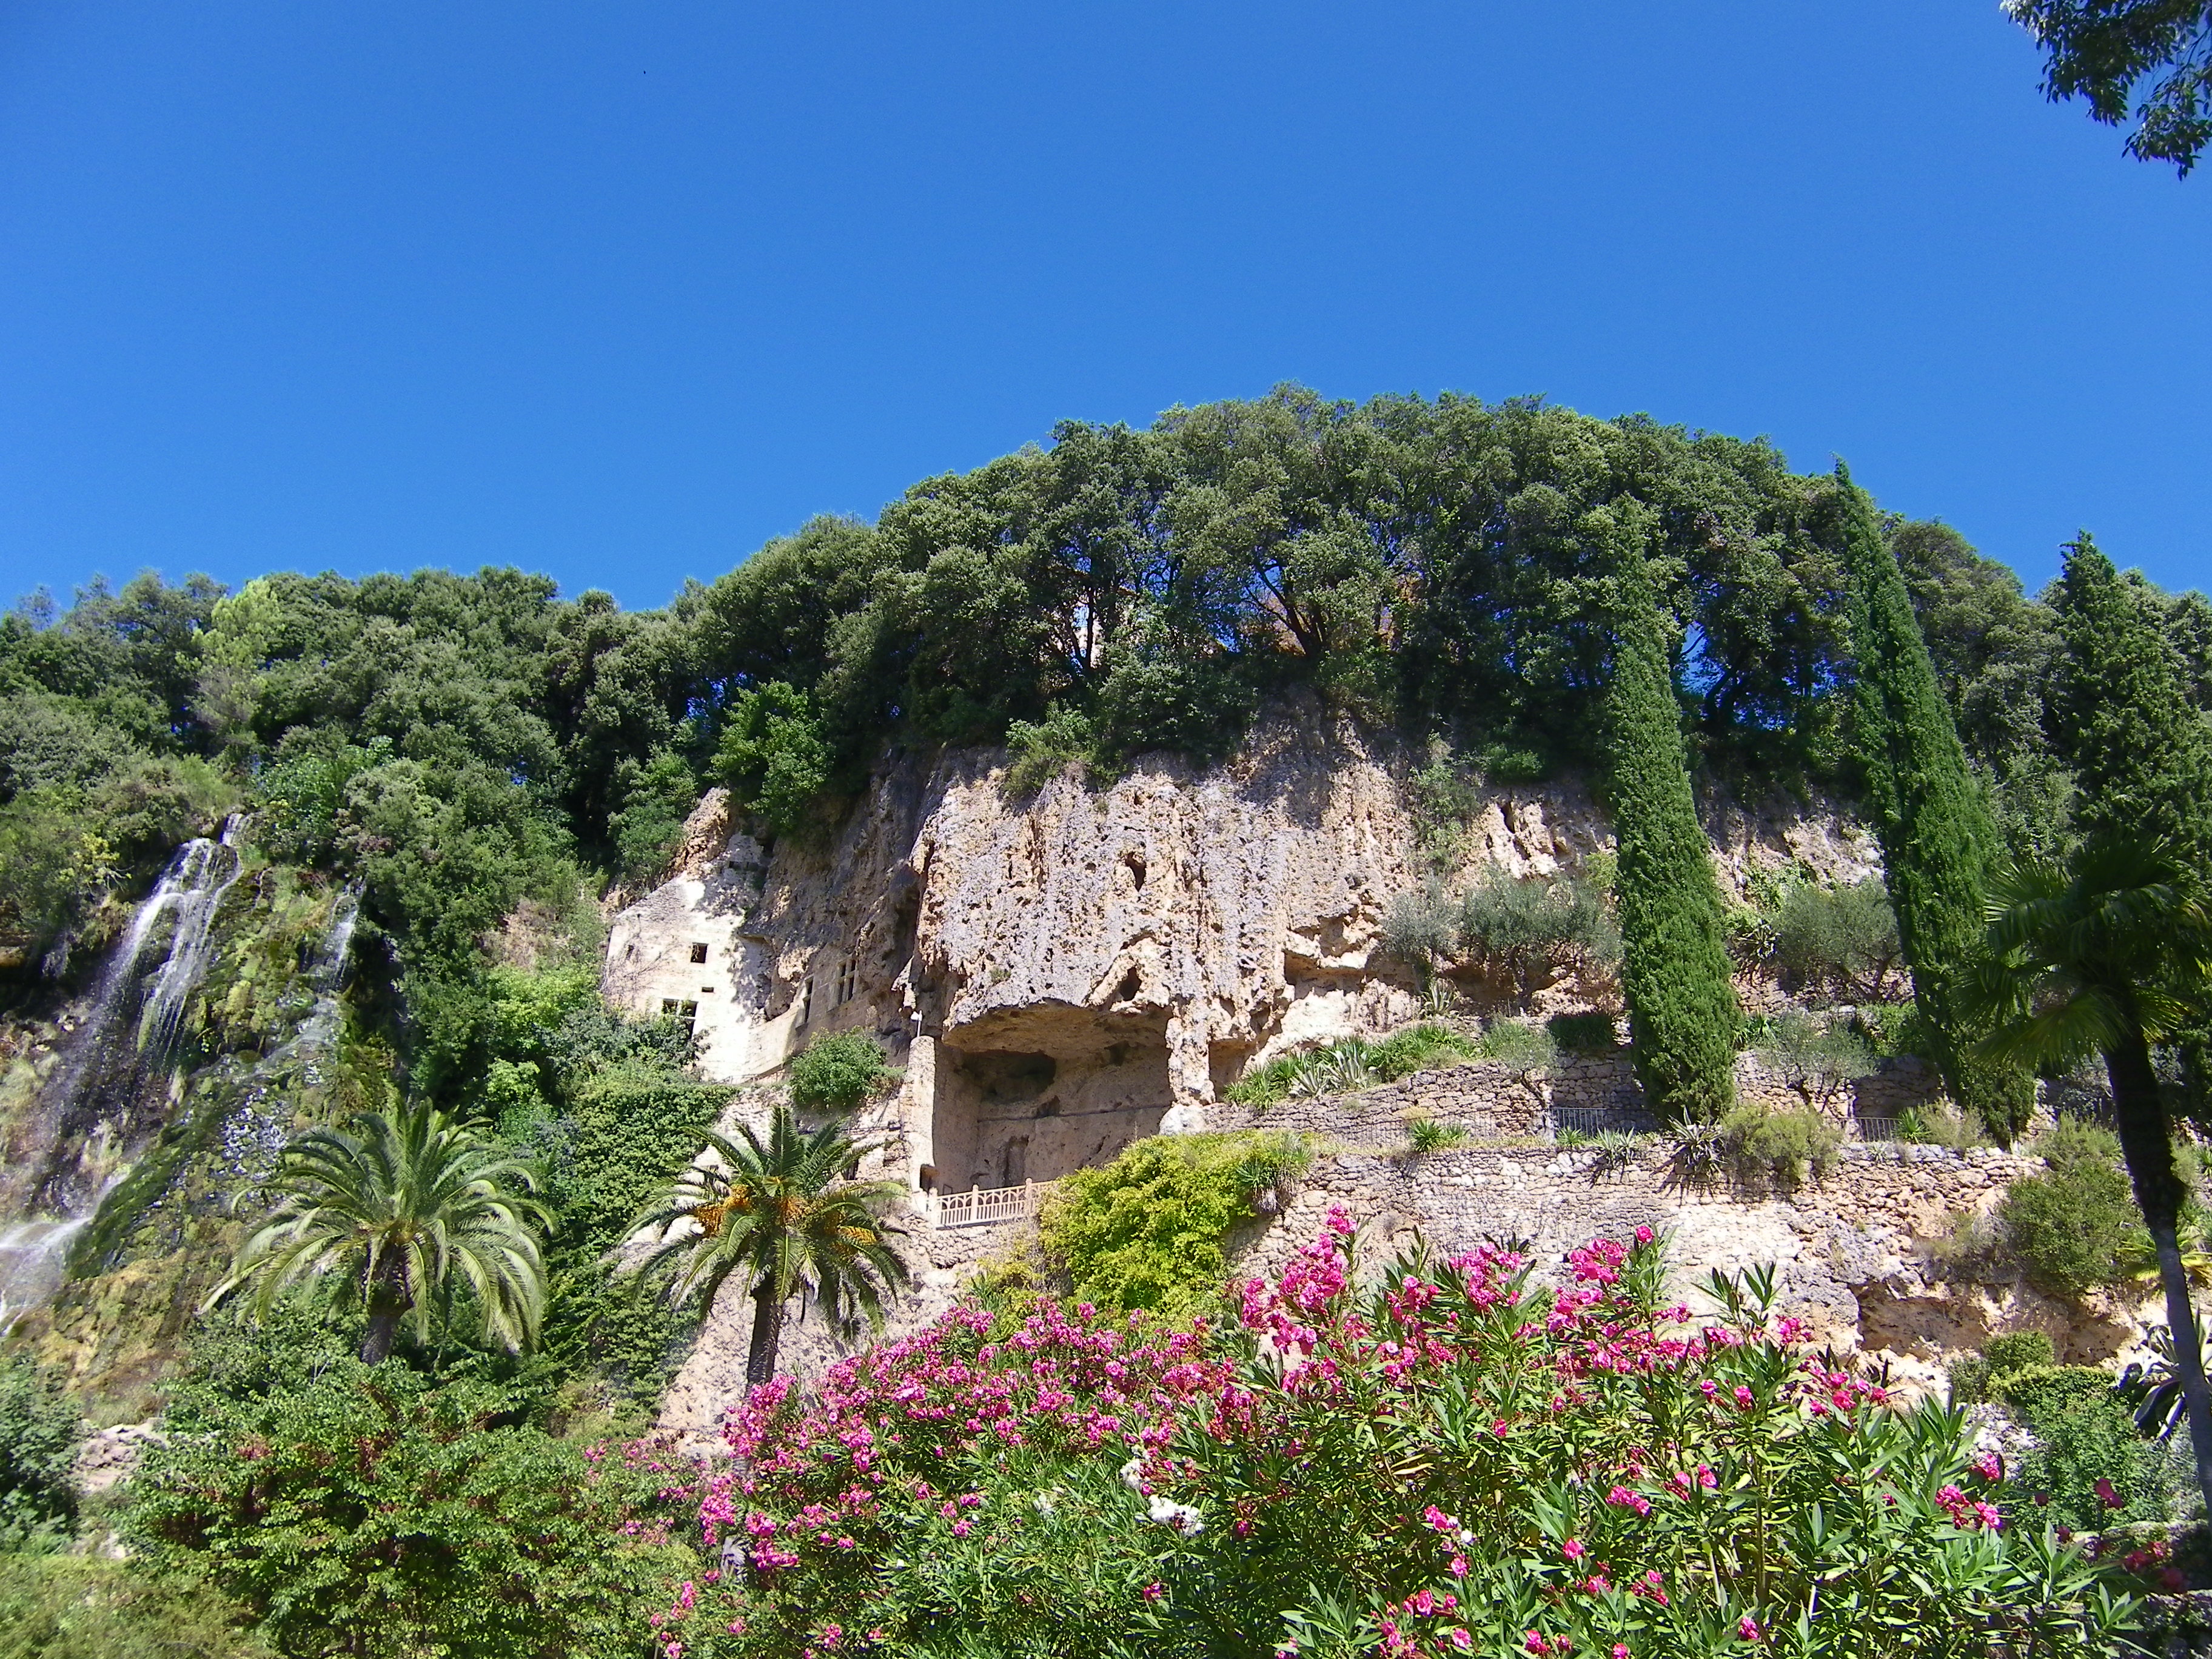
[0,1356,84,1549]
[0,1555,270,1659]
[1983,1330,2057,1376]
[1404,1116,1472,1154]
[1367,1022,1476,1081]
[713,680,832,837]
[2012,1393,2181,1531]
[1547,1011,1617,1054]
[126,1362,682,1659]
[606,745,702,883]
[1456,869,1619,996]
[1773,877,1904,1000]
[1041,1132,1312,1319]
[1475,1018,1558,1073]
[1004,705,1097,794]
[1755,1011,1882,1107]
[786,1029,895,1114]
[1992,1363,2113,1423]
[1381,883,1458,976]
[2000,1121,2143,1297]
[1722,1106,1842,1188]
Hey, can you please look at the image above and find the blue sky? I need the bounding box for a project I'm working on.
[1,2,2205,612]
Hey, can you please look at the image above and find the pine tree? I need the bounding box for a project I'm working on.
[1601,509,1738,1124]
[2049,534,2212,865]
[1836,465,2032,1142]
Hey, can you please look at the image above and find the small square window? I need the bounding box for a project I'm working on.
[689,942,708,964]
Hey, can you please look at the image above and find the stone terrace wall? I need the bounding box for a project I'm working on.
[1208,1050,1946,1150]
[1230,1141,2142,1389]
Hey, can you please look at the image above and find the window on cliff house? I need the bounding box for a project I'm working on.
[834,956,859,1007]
[689,942,708,964]
[660,998,699,1037]
[797,977,813,1026]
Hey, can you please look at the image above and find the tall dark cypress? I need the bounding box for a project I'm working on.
[1836,465,2031,1142]
[2049,535,2212,865]
[1602,508,1738,1124]
[2051,535,2212,1121]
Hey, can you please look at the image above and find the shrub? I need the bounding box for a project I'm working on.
[1475,1018,1558,1073]
[0,1555,270,1659]
[714,680,831,836]
[1755,1011,1882,1108]
[1992,1363,2113,1424]
[1983,1330,2058,1377]
[0,1356,84,1549]
[786,1029,895,1114]
[607,746,702,883]
[2012,1393,2183,1531]
[1381,884,1459,976]
[1368,1022,1476,1081]
[2000,1121,2143,1298]
[1004,705,1096,795]
[1722,1106,1842,1188]
[1224,1053,1302,1108]
[1773,877,1904,1000]
[1456,869,1619,996]
[125,1362,683,1659]
[657,1223,2135,1658]
[1547,1010,1617,1054]
[1040,1132,1312,1319]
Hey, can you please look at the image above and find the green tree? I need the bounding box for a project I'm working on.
[713,680,833,837]
[787,1030,896,1114]
[2006,0,2212,175]
[1600,510,1739,1122]
[2048,534,2212,863]
[209,1103,552,1364]
[0,1358,84,1548]
[1836,466,2031,1142]
[628,1104,910,1384]
[1968,834,2212,1516]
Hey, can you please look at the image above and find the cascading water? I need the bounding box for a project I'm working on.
[0,820,246,1329]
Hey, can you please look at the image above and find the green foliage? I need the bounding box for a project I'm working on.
[713,680,833,837]
[628,1104,911,1384]
[1474,1017,1560,1074]
[2017,1389,2185,1530]
[606,744,702,883]
[1836,466,2032,1144]
[786,1029,895,1113]
[1404,1115,1472,1153]
[2008,0,2212,175]
[1603,521,1740,1124]
[1041,1131,1312,1319]
[1380,883,1458,976]
[0,789,117,965]
[124,1361,680,1659]
[1992,1362,2114,1422]
[0,1357,84,1549]
[1004,704,1098,794]
[1772,877,1905,1001]
[1366,1022,1477,1080]
[1754,1011,1882,1107]
[1947,1332,2057,1406]
[1720,1106,1843,1188]
[2000,1120,2145,1298]
[0,1555,271,1659]
[1454,868,1620,996]
[1547,1011,1618,1054]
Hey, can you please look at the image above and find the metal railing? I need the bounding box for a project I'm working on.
[936,1179,1053,1230]
[1849,1115,1905,1142]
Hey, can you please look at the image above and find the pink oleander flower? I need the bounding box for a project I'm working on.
[1738,1615,1762,1643]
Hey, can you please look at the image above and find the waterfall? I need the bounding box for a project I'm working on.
[0,823,246,1326]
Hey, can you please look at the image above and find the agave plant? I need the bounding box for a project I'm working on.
[2122,1315,2212,1441]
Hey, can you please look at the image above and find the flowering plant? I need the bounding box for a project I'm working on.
[649,1218,2139,1658]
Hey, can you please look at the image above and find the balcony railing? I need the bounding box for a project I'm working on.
[935,1179,1053,1230]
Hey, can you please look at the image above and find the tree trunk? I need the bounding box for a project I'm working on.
[746,1282,785,1386]
[2106,1016,2212,1518]
[357,1252,412,1364]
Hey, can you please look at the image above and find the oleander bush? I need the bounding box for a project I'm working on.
[631,1220,2137,1658]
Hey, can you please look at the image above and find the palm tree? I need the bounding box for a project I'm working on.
[208,1102,551,1363]
[627,1104,910,1384]
[1966,834,2212,1513]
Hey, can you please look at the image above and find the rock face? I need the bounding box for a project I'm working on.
[603,714,1884,1199]
[603,715,2080,1443]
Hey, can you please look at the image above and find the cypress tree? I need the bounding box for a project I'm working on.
[2049,534,2212,865]
[2050,535,2212,1121]
[1601,509,1738,1124]
[1835,465,2031,1142]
